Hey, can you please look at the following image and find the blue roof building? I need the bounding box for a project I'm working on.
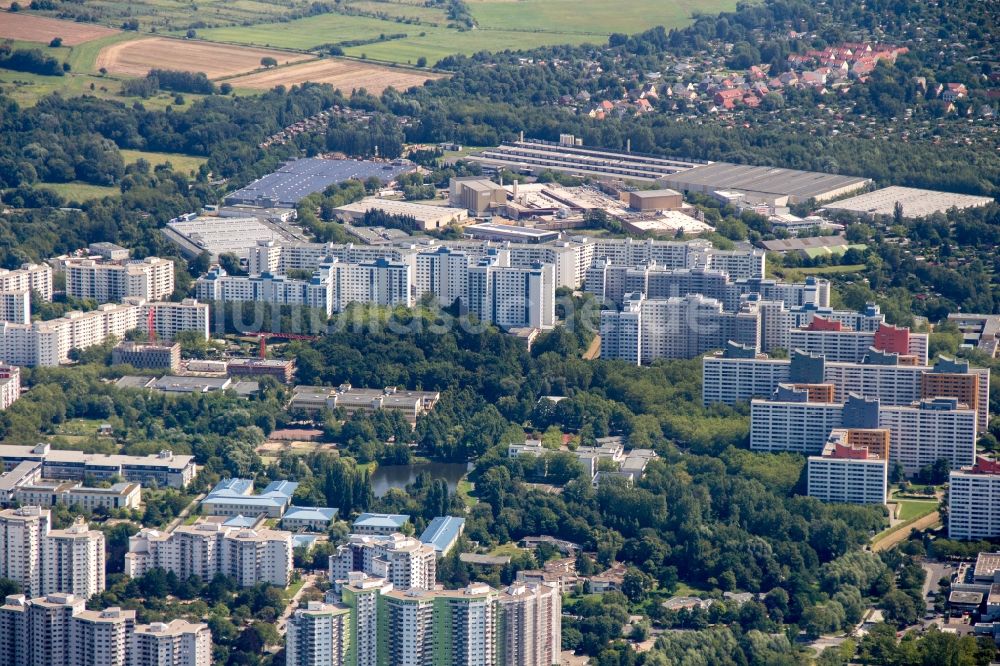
[352,512,410,536]
[282,506,339,532]
[419,516,465,555]
[201,478,299,518]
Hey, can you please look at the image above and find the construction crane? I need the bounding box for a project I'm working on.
[147,308,156,343]
[242,332,319,358]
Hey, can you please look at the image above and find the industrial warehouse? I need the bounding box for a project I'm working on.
[224,158,415,207]
[465,137,872,205]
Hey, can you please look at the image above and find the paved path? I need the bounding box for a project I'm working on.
[582,335,601,360]
[165,492,206,532]
[872,511,940,552]
[276,573,321,635]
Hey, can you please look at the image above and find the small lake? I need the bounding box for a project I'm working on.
[370,462,472,497]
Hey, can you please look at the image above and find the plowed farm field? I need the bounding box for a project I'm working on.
[0,12,119,45]
[95,37,312,79]
[226,57,442,93]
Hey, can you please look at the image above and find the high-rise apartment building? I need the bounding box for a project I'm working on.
[949,458,1000,541]
[807,430,889,505]
[126,520,293,588]
[70,607,135,666]
[42,518,105,599]
[602,293,760,364]
[329,533,436,592]
[316,578,561,666]
[0,506,50,596]
[498,582,561,666]
[130,619,212,666]
[65,257,174,303]
[286,601,351,666]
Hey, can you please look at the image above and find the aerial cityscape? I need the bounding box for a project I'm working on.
[0,0,998,664]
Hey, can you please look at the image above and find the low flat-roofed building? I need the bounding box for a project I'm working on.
[419,516,465,555]
[289,384,439,425]
[281,506,338,531]
[759,235,866,258]
[335,198,469,231]
[224,158,413,208]
[202,478,298,518]
[950,590,984,613]
[0,443,195,488]
[112,341,181,372]
[127,375,260,397]
[628,188,684,211]
[0,460,42,503]
[163,216,297,260]
[226,358,295,383]
[463,223,561,244]
[820,186,994,218]
[948,313,1000,359]
[623,210,715,236]
[974,552,1000,583]
[449,177,508,215]
[352,512,410,536]
[663,161,871,204]
[13,480,140,511]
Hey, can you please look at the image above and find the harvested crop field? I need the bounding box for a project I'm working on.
[0,12,119,45]
[95,37,313,79]
[226,58,442,93]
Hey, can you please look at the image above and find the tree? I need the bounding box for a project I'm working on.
[622,567,654,602]
[49,37,62,47]
[880,589,919,627]
[416,56,428,68]
[261,57,278,68]
[185,29,196,38]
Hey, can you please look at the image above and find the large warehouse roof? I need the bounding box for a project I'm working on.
[820,186,994,218]
[225,158,414,207]
[663,162,871,204]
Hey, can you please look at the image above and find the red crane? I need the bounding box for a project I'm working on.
[242,332,320,358]
[147,308,156,343]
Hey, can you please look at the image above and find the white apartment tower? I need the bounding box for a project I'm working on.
[329,533,436,592]
[42,518,106,599]
[28,592,86,666]
[70,607,135,666]
[286,602,351,666]
[65,257,174,303]
[499,582,562,666]
[131,619,212,666]
[467,259,555,329]
[807,432,889,505]
[0,506,50,596]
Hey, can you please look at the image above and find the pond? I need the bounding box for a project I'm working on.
[370,461,472,497]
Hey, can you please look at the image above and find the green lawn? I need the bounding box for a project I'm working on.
[35,181,120,202]
[489,542,524,557]
[468,0,736,36]
[120,149,207,176]
[195,12,598,65]
[897,499,938,522]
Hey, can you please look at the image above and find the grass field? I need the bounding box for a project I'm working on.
[195,11,615,66]
[26,0,307,33]
[896,499,939,522]
[119,149,207,175]
[468,0,733,36]
[35,181,120,202]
